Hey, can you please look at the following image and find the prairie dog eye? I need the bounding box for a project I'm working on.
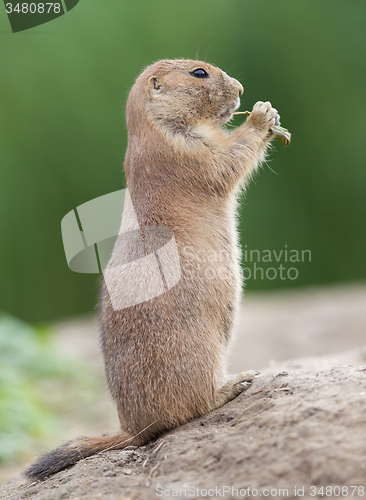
[190,68,209,78]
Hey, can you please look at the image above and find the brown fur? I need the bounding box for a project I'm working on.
[26,59,279,480]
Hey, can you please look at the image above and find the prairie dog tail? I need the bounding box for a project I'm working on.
[25,432,142,481]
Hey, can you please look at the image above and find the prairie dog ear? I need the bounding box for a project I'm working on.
[148,75,162,91]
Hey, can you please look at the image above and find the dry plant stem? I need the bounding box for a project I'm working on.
[233,111,291,147]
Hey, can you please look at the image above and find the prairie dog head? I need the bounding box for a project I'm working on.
[126,59,244,135]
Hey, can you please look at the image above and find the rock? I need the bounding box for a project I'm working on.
[2,349,366,499]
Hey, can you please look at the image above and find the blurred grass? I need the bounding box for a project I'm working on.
[0,314,97,464]
[0,0,365,322]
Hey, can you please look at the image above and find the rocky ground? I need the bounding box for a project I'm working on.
[1,283,366,500]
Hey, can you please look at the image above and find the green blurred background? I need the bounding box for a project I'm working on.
[1,0,365,323]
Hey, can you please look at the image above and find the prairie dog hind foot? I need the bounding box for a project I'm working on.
[211,370,260,411]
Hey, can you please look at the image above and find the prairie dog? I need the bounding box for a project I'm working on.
[26,59,280,480]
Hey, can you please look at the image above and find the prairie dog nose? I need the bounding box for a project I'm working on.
[232,78,244,95]
[222,71,244,95]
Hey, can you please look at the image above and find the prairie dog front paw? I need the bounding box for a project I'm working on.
[247,101,280,137]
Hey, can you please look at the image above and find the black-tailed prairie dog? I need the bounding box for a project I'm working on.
[27,59,283,480]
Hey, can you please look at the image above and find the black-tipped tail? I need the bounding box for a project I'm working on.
[25,433,136,481]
